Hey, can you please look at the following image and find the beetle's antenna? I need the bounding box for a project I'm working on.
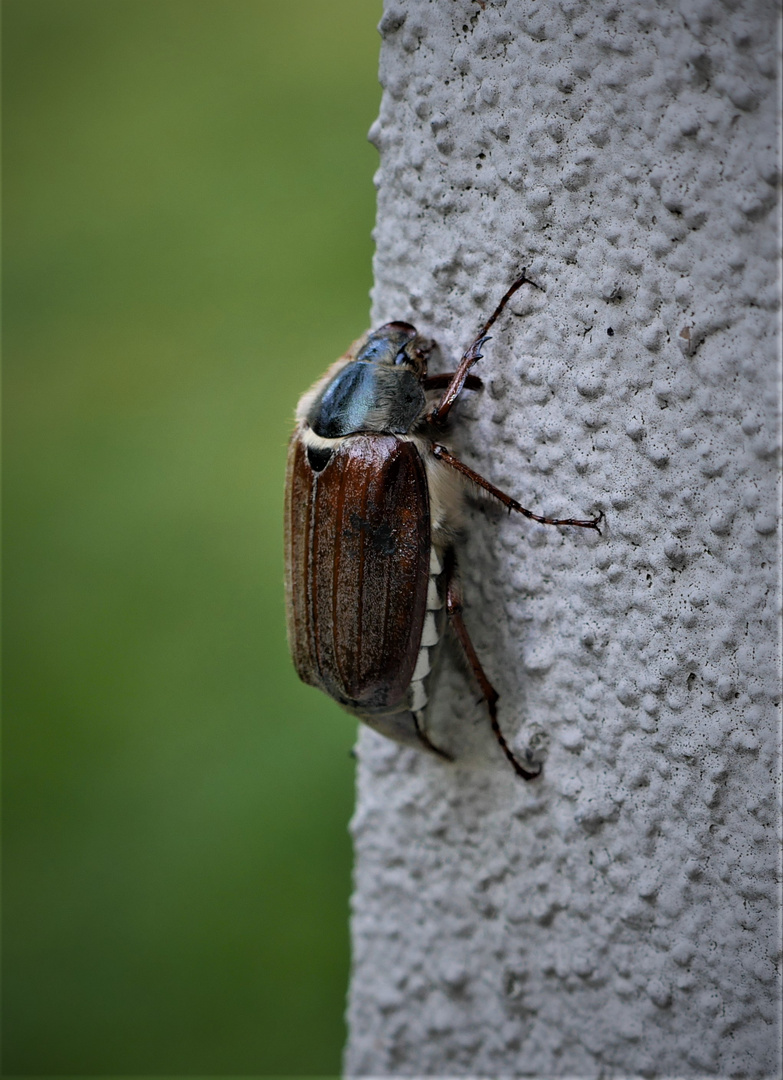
[428,269,541,425]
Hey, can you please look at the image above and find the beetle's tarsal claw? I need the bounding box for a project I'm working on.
[524,726,550,766]
[465,334,491,362]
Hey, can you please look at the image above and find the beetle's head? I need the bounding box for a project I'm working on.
[303,321,429,440]
[355,322,428,378]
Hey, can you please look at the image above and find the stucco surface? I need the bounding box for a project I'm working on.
[345,1,781,1076]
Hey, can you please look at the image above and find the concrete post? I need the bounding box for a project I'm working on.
[345,1,781,1075]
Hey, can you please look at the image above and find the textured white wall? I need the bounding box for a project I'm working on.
[345,1,781,1076]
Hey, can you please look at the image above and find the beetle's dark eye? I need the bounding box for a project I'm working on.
[307,445,333,472]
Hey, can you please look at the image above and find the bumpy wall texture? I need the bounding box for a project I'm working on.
[345,1,781,1076]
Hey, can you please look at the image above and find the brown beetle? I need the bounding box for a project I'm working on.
[284,274,602,779]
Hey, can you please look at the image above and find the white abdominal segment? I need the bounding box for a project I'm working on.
[403,443,466,741]
[408,544,447,724]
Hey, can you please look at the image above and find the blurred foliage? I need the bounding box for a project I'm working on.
[2,0,381,1073]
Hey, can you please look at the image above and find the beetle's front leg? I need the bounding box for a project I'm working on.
[443,552,541,781]
[427,270,541,425]
[432,443,604,532]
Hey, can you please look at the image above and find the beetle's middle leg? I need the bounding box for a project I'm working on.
[432,443,604,532]
[422,373,483,393]
[443,553,541,781]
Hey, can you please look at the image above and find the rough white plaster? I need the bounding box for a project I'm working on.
[345,1,782,1077]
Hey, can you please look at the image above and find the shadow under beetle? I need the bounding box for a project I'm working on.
[284,273,602,779]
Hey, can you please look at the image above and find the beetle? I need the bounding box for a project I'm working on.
[284,273,602,779]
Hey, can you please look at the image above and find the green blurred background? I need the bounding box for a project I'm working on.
[2,0,382,1073]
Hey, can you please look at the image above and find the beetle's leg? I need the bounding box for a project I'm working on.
[443,555,541,781]
[428,270,541,425]
[422,373,483,392]
[412,711,453,760]
[432,443,604,532]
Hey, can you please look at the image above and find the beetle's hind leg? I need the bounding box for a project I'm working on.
[443,555,541,781]
[412,710,453,760]
[432,443,604,532]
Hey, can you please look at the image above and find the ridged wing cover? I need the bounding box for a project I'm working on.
[284,432,430,713]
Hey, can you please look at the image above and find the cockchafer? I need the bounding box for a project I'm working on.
[284,273,603,779]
